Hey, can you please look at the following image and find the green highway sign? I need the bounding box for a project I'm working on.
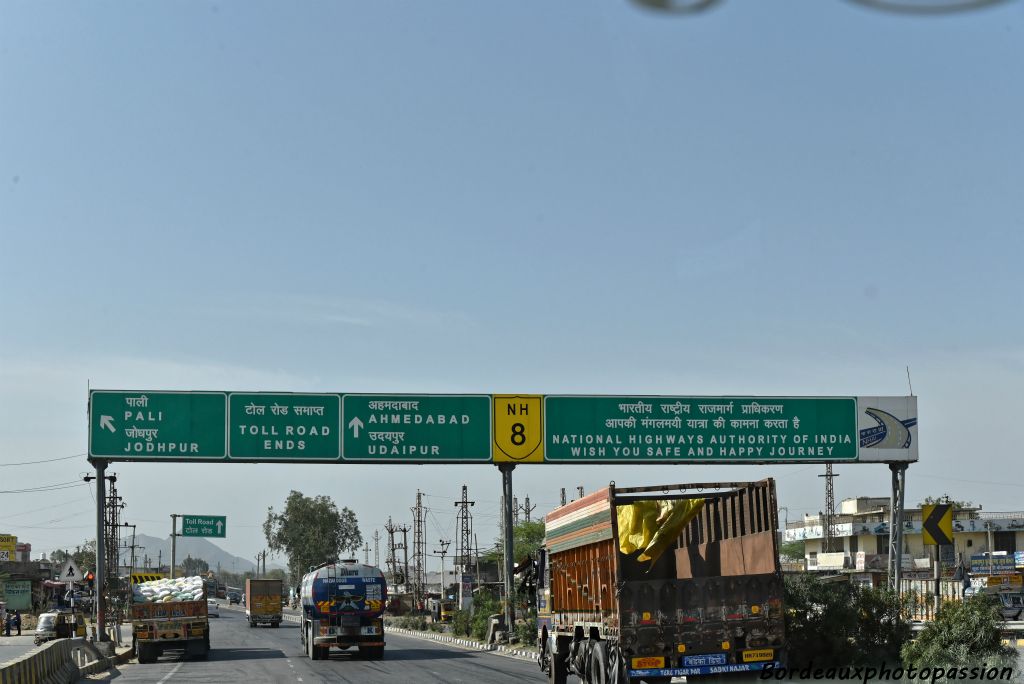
[89,391,227,460]
[342,395,492,461]
[544,396,858,463]
[181,515,227,538]
[229,393,340,460]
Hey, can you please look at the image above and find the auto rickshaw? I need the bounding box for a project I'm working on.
[34,610,86,644]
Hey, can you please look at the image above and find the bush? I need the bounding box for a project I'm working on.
[784,574,912,668]
[514,616,537,647]
[902,594,1017,670]
[451,609,472,638]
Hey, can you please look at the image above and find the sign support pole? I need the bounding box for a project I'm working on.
[170,514,178,579]
[887,463,907,593]
[94,459,108,642]
[499,463,516,638]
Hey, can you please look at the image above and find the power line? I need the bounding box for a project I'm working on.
[0,481,88,494]
[0,453,84,467]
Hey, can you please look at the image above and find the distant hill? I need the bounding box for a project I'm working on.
[130,534,258,574]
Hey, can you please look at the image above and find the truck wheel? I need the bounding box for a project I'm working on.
[359,645,384,660]
[609,645,629,684]
[589,641,609,684]
[316,646,330,660]
[137,642,156,664]
[548,646,569,684]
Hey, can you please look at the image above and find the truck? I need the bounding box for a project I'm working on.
[131,575,209,664]
[299,559,387,661]
[245,578,284,627]
[538,479,786,683]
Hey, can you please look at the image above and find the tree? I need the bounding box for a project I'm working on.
[902,594,1017,670]
[920,494,973,509]
[779,539,805,561]
[481,520,545,564]
[263,490,363,581]
[51,540,97,571]
[181,556,210,577]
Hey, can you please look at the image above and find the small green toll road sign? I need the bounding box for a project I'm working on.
[544,396,858,463]
[181,515,227,538]
[89,391,227,460]
[342,395,492,462]
[229,393,340,461]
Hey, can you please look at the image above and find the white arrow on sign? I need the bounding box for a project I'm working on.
[100,415,116,433]
[348,416,364,438]
[216,520,223,534]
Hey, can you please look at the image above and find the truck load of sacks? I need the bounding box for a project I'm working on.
[133,575,206,603]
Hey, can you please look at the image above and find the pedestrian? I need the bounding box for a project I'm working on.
[2,609,9,637]
[13,611,21,636]
[0,603,6,637]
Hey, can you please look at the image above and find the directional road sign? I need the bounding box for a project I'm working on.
[229,393,340,460]
[544,396,858,463]
[90,391,227,460]
[922,504,953,546]
[342,395,491,461]
[181,515,227,538]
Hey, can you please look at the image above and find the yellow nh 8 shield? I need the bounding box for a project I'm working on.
[492,395,543,463]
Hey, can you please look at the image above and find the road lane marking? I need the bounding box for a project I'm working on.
[156,660,184,684]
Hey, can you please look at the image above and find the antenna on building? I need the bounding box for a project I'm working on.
[906,366,914,396]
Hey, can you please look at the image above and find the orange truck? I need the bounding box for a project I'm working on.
[246,578,283,628]
[537,479,787,683]
[131,578,209,663]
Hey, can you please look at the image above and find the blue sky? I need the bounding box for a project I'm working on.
[2,0,1023,565]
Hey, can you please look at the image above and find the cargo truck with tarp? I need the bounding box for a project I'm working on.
[537,479,786,684]
[245,578,283,627]
[131,575,209,663]
[299,559,387,661]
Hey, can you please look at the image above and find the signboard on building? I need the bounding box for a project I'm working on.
[0,534,16,562]
[970,554,1016,575]
[0,580,32,610]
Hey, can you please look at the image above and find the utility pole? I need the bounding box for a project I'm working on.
[373,530,380,568]
[363,542,370,565]
[411,491,425,609]
[454,485,475,569]
[560,488,567,506]
[399,525,411,599]
[434,540,452,598]
[577,486,584,499]
[384,518,399,586]
[513,496,520,525]
[170,514,180,579]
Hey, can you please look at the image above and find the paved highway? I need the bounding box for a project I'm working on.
[80,605,543,683]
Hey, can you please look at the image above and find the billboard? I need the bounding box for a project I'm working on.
[0,580,32,610]
[0,534,16,562]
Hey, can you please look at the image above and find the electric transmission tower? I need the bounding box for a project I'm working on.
[454,485,475,571]
[411,491,426,608]
[373,530,380,568]
[519,495,536,523]
[819,465,839,553]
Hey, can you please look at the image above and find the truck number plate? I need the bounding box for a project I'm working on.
[631,657,665,669]
[683,653,728,667]
[742,649,774,662]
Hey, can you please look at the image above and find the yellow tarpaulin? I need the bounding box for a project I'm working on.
[617,498,704,570]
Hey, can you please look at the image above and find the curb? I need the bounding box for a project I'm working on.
[386,627,540,662]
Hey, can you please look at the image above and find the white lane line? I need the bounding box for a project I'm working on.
[156,660,184,684]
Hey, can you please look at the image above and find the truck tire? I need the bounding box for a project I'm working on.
[316,646,330,660]
[589,641,609,684]
[359,645,384,660]
[609,645,629,684]
[548,644,569,684]
[137,642,156,664]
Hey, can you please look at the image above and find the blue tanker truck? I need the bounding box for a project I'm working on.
[299,559,387,661]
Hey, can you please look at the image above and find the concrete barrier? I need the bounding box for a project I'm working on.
[0,637,78,684]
